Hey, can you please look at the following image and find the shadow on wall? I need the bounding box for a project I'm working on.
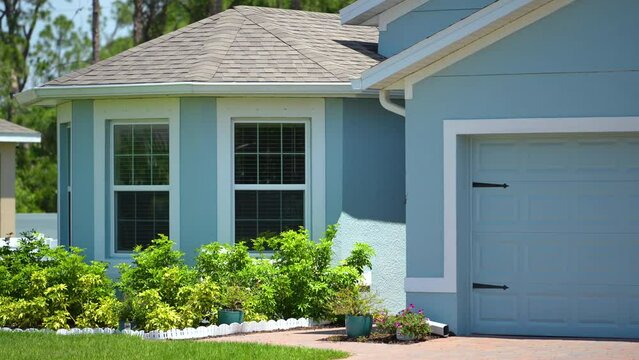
[342,98,406,224]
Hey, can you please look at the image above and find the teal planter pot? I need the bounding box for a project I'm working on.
[345,315,372,338]
[218,310,244,325]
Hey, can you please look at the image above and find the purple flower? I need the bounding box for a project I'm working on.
[409,304,415,309]
[418,309,424,314]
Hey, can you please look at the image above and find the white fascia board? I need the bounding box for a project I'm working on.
[358,0,564,90]
[340,0,406,25]
[16,82,375,106]
[0,133,41,143]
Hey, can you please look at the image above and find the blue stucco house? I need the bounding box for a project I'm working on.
[18,0,639,338]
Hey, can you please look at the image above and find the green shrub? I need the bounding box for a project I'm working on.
[252,226,374,320]
[375,304,431,339]
[117,235,221,331]
[0,232,119,330]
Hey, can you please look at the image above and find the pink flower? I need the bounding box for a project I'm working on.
[409,304,415,309]
[418,309,424,314]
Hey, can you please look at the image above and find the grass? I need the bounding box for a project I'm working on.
[0,332,349,360]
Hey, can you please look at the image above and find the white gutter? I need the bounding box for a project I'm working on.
[379,89,405,117]
[16,82,376,106]
[0,133,41,143]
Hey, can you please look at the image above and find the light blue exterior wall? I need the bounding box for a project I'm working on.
[404,0,639,333]
[70,100,94,257]
[60,97,407,310]
[326,98,406,311]
[378,0,494,57]
[179,98,219,261]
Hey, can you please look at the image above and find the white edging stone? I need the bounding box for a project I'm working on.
[1,317,317,340]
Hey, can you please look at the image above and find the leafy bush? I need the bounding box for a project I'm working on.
[0,232,120,330]
[117,235,220,331]
[375,304,431,339]
[330,287,382,316]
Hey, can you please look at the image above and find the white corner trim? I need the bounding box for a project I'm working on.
[359,0,573,90]
[217,98,326,243]
[93,98,180,260]
[378,0,430,31]
[57,102,72,124]
[406,117,639,294]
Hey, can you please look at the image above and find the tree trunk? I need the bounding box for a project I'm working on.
[209,0,223,15]
[92,0,101,63]
[291,0,301,10]
[133,0,143,44]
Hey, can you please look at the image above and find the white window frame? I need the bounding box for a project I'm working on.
[110,120,171,254]
[232,119,311,244]
[94,98,180,261]
[217,98,326,244]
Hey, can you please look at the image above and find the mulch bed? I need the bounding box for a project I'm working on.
[322,331,442,344]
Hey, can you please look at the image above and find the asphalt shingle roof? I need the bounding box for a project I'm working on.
[46,6,383,86]
[0,119,40,136]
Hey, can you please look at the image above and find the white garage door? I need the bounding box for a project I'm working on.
[471,133,639,338]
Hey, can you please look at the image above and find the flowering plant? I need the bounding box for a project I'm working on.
[375,304,431,339]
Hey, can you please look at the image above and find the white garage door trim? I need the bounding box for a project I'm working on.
[405,117,639,294]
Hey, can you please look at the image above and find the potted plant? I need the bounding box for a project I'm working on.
[376,304,431,341]
[218,285,248,325]
[332,286,380,338]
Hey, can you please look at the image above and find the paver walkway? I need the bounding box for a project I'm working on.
[204,327,639,359]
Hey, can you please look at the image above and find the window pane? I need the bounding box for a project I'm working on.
[258,154,281,184]
[152,125,169,154]
[283,154,305,184]
[133,156,152,185]
[133,125,152,155]
[258,123,281,153]
[115,156,133,185]
[282,124,305,153]
[115,191,169,252]
[282,191,304,220]
[235,124,257,153]
[235,190,257,219]
[153,155,170,185]
[114,126,133,155]
[234,190,304,249]
[235,154,257,184]
[257,191,280,220]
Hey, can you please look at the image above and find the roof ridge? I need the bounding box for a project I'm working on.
[234,6,344,81]
[233,5,340,18]
[187,9,245,82]
[44,15,221,86]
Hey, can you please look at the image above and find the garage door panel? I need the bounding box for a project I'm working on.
[473,182,639,233]
[473,134,639,182]
[471,134,639,338]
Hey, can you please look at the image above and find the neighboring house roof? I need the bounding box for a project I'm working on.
[46,6,383,86]
[0,119,41,143]
[355,0,574,91]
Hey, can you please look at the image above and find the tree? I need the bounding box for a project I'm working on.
[0,0,49,121]
[133,0,142,44]
[92,0,101,63]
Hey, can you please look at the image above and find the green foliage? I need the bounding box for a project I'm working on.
[0,232,120,330]
[375,305,431,339]
[330,287,382,317]
[117,235,221,330]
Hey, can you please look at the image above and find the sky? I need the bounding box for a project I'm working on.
[44,0,127,44]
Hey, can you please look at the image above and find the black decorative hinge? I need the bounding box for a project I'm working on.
[473,283,509,290]
[473,182,509,189]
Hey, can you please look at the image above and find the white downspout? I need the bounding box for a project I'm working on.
[379,89,405,117]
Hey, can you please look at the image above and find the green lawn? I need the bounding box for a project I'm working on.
[0,332,349,360]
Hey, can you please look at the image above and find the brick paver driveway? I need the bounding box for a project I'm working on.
[204,327,639,359]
